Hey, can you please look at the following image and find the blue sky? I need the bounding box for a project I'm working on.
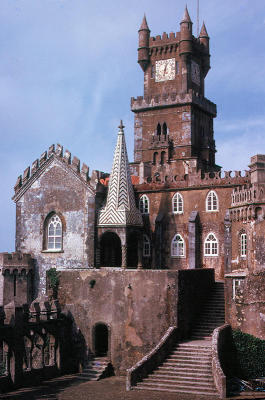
[0,0,265,251]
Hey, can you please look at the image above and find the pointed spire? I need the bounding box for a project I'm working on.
[199,21,209,37]
[139,14,150,31]
[181,5,192,23]
[98,123,142,227]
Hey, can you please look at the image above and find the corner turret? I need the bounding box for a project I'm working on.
[179,5,193,55]
[199,22,210,76]
[138,15,150,72]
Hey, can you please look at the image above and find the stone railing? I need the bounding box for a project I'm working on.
[212,324,231,399]
[126,326,178,390]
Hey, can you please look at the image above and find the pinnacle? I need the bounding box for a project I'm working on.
[118,120,125,134]
[199,21,209,37]
[181,5,192,23]
[139,14,150,31]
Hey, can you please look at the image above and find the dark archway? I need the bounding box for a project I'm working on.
[127,232,138,269]
[94,324,108,357]
[100,232,121,267]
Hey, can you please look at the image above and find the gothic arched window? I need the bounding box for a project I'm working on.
[162,122,167,136]
[143,235,151,257]
[139,195,149,214]
[171,234,185,257]
[206,190,218,212]
[45,214,63,251]
[172,193,184,214]
[240,233,247,257]
[204,233,218,256]
[153,152,158,164]
[156,123,161,136]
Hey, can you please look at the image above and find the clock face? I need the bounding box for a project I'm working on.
[191,61,200,85]
[155,58,176,82]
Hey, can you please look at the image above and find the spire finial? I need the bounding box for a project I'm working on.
[199,21,209,37]
[139,14,150,31]
[118,120,125,134]
[181,5,192,23]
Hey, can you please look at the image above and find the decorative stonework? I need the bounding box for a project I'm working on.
[98,122,143,227]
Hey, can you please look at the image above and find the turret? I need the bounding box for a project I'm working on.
[199,22,210,76]
[179,6,193,56]
[138,15,150,71]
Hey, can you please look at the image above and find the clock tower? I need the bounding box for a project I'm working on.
[131,8,218,182]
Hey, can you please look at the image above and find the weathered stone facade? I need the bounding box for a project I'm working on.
[0,6,264,389]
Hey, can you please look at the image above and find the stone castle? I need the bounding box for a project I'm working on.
[0,7,264,398]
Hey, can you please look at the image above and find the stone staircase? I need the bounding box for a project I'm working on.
[134,282,225,396]
[77,357,111,381]
[191,281,225,340]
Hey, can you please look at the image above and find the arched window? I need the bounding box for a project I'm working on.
[153,152,158,164]
[162,122,167,136]
[46,214,62,250]
[143,235,151,257]
[240,233,247,257]
[204,233,218,256]
[161,151,166,165]
[171,234,185,257]
[156,123,161,136]
[206,190,218,212]
[139,195,149,214]
[172,193,184,214]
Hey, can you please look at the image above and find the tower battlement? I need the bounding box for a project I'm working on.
[0,252,33,272]
[131,90,216,115]
[14,144,91,196]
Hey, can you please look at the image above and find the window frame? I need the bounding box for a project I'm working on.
[232,278,244,300]
[171,234,185,258]
[240,233,247,257]
[206,190,219,212]
[43,213,63,252]
[172,192,184,214]
[139,195,149,215]
[204,232,218,257]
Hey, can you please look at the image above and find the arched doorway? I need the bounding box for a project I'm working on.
[94,324,109,357]
[127,232,138,269]
[100,232,121,267]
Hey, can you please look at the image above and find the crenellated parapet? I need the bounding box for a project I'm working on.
[135,169,250,190]
[131,89,216,115]
[0,252,34,276]
[13,143,91,196]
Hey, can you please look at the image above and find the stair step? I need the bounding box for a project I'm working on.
[145,378,215,386]
[136,382,217,393]
[135,386,218,396]
[150,374,215,383]
[156,369,212,378]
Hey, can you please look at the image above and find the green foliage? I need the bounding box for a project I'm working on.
[47,268,60,290]
[232,329,265,379]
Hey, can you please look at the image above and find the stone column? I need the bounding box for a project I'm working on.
[121,245,127,269]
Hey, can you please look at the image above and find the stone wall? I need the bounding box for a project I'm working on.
[225,271,265,340]
[58,268,214,374]
[14,156,96,296]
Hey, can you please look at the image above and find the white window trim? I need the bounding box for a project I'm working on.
[206,190,219,212]
[143,234,151,257]
[204,232,218,257]
[46,214,63,251]
[240,233,247,257]
[171,234,185,258]
[139,195,149,214]
[172,192,184,214]
[232,278,244,300]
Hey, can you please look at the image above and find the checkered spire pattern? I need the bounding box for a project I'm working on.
[98,122,143,227]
